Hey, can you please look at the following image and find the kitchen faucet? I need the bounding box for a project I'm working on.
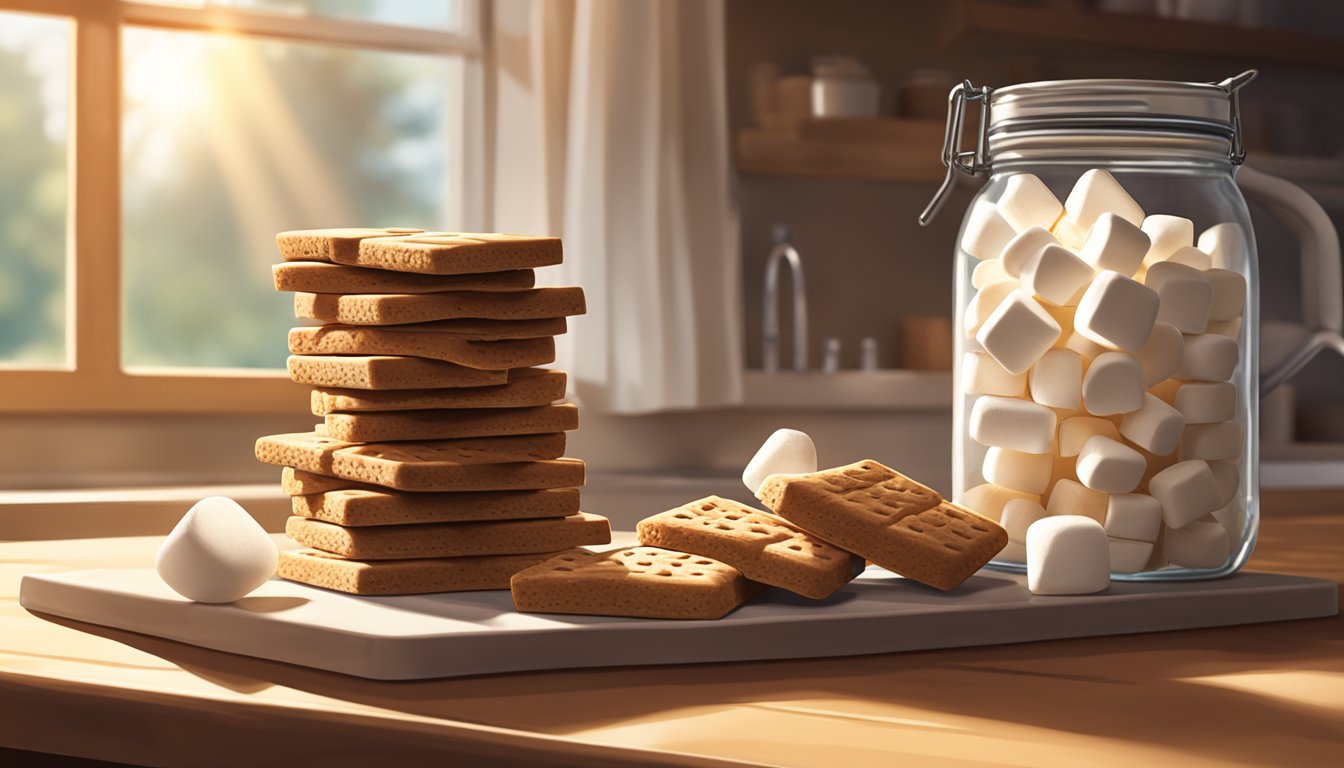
[763,224,808,373]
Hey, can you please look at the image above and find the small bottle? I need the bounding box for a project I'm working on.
[860,337,879,372]
[822,337,842,374]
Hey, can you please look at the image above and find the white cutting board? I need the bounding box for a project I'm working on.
[20,566,1337,680]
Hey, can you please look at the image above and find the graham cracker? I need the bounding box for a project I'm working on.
[282,467,382,496]
[286,354,508,390]
[288,327,555,370]
[278,548,574,596]
[275,228,424,263]
[273,262,534,294]
[347,232,563,275]
[636,496,863,600]
[256,432,583,491]
[323,316,567,341]
[324,403,578,443]
[311,369,567,414]
[285,512,611,560]
[757,460,1007,591]
[293,287,586,326]
[291,487,581,526]
[510,547,764,620]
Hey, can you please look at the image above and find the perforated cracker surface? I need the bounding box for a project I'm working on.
[275,228,423,263]
[293,287,587,326]
[289,327,555,370]
[285,512,611,560]
[348,232,563,275]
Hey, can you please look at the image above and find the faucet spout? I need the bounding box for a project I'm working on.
[763,226,808,373]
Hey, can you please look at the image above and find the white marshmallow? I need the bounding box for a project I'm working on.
[1164,519,1230,569]
[1174,381,1236,424]
[1063,331,1109,361]
[1075,435,1145,493]
[1179,421,1244,462]
[1164,245,1213,271]
[976,290,1062,375]
[971,258,1013,289]
[961,201,1017,261]
[963,280,1018,338]
[958,483,1041,523]
[1045,479,1108,523]
[1074,270,1159,352]
[1058,416,1120,457]
[984,447,1053,495]
[1103,493,1162,542]
[1205,269,1246,321]
[1174,333,1238,381]
[1197,222,1248,269]
[1021,244,1095,306]
[155,496,278,604]
[1080,213,1149,277]
[969,395,1058,454]
[1148,460,1218,529]
[1206,317,1243,340]
[1145,261,1212,334]
[998,539,1028,563]
[1209,460,1240,508]
[742,428,818,494]
[1082,351,1145,415]
[1119,393,1185,455]
[1051,216,1090,250]
[1001,226,1058,278]
[998,173,1064,232]
[1135,322,1183,387]
[1000,497,1049,543]
[1026,515,1110,595]
[1140,214,1194,265]
[1213,496,1245,543]
[1029,348,1082,410]
[1064,168,1144,229]
[962,350,1028,397]
[1108,537,1154,574]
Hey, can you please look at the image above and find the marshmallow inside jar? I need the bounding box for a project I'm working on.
[944,75,1261,583]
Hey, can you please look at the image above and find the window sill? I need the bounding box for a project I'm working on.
[0,484,291,541]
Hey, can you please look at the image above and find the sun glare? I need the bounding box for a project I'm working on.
[124,32,213,127]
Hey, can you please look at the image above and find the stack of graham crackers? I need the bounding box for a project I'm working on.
[254,229,611,595]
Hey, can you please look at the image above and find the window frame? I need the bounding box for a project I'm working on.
[0,0,489,414]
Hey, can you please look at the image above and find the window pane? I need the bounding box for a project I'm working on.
[0,13,69,368]
[139,1,463,31]
[121,27,462,369]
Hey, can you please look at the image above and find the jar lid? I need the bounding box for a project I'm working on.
[989,78,1236,136]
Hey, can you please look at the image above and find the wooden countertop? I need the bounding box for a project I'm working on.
[2,489,1341,767]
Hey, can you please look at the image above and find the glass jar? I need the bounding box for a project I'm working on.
[926,74,1265,580]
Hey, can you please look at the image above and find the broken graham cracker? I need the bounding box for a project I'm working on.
[510,547,764,620]
[286,512,611,560]
[292,487,580,526]
[757,460,1008,591]
[275,228,424,263]
[293,287,586,326]
[311,369,567,414]
[324,403,578,443]
[256,432,584,492]
[278,548,575,596]
[287,354,508,390]
[348,232,563,275]
[288,327,555,370]
[636,496,862,600]
[273,262,535,294]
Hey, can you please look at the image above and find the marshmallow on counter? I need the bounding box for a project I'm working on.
[1163,245,1214,272]
[1119,393,1185,456]
[1174,333,1238,381]
[1206,317,1242,340]
[969,395,1058,454]
[1079,213,1149,277]
[1074,270,1159,352]
[1103,493,1163,542]
[1001,226,1058,278]
[1146,261,1212,334]
[1044,478,1107,524]
[998,173,1064,232]
[1075,435,1145,494]
[155,496,279,604]
[1208,460,1241,508]
[1082,351,1145,415]
[1134,322,1183,387]
[983,447,1053,495]
[1164,518,1231,569]
[1021,244,1095,307]
[1058,416,1121,457]
[1064,168,1145,229]
[1108,538,1154,574]
[959,482,1042,523]
[1179,421,1244,462]
[1174,381,1236,424]
[976,290,1062,375]
[1148,460,1218,529]
[1140,214,1194,266]
[961,200,1017,261]
[1029,348,1083,411]
[1000,497,1048,544]
[1026,515,1110,595]
[963,350,1028,397]
[1197,222,1248,269]
[963,280,1018,339]
[742,428,818,495]
[971,258,1013,289]
[1205,269,1247,321]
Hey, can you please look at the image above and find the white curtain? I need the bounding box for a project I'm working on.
[491,0,743,414]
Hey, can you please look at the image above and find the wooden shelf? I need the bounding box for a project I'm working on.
[736,118,945,183]
[943,1,1344,71]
